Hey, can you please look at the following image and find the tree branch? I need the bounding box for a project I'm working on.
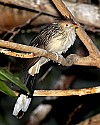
[0,48,34,58]
[52,0,100,56]
[15,86,100,96]
[0,0,100,33]
[0,0,100,97]
[0,1,100,67]
[0,0,57,17]
[0,40,100,67]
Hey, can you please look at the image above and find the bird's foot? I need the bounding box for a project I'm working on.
[52,52,63,61]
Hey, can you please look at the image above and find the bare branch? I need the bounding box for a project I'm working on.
[0,1,100,68]
[15,86,100,96]
[0,40,100,67]
[0,0,100,99]
[0,40,72,66]
[0,48,34,58]
[0,0,100,33]
[0,0,57,17]
[52,0,100,56]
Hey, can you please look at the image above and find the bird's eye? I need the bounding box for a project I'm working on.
[66,24,68,26]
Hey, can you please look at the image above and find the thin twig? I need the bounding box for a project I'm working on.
[3,13,42,41]
[38,67,53,82]
[0,48,34,58]
[66,105,82,125]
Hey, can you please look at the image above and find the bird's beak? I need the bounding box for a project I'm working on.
[72,23,78,29]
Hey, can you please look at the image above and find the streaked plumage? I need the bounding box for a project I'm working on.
[13,20,78,118]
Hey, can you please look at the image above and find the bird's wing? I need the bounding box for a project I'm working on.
[30,23,60,48]
[23,57,41,71]
[23,37,45,71]
[23,23,60,71]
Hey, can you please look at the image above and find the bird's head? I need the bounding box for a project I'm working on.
[59,20,78,30]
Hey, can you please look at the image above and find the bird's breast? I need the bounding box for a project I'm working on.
[47,29,76,54]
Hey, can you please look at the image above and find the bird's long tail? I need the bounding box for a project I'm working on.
[12,57,47,118]
[12,73,36,119]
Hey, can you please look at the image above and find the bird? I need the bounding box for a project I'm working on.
[12,19,78,118]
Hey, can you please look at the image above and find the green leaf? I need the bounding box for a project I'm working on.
[0,67,29,93]
[0,80,16,96]
[0,73,8,81]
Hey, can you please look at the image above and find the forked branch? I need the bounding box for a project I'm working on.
[52,0,100,57]
[0,40,100,67]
